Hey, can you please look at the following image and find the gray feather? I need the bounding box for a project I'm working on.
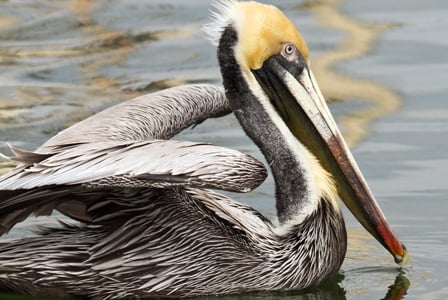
[0,140,266,192]
[39,84,230,150]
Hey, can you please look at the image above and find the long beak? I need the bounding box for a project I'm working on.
[253,58,408,265]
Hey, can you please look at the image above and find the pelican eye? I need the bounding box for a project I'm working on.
[282,43,296,57]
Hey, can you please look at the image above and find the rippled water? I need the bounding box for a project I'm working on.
[1,0,447,299]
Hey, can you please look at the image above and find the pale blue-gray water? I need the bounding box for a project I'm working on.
[0,0,447,299]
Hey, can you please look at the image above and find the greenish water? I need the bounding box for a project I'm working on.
[1,0,447,299]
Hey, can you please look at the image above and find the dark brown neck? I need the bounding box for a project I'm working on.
[218,26,316,224]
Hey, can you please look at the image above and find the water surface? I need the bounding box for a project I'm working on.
[1,0,447,299]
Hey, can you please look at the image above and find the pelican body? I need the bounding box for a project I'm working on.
[0,1,407,299]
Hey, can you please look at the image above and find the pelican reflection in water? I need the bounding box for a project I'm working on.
[0,1,408,299]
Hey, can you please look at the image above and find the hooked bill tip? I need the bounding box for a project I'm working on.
[394,244,409,266]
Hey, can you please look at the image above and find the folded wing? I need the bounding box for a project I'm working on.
[1,140,266,193]
[0,84,267,235]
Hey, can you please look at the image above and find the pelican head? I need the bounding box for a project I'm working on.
[206,0,408,265]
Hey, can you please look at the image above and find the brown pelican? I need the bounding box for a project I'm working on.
[0,1,407,299]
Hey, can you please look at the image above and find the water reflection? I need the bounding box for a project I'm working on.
[0,0,412,299]
[0,272,409,300]
[0,0,158,169]
[0,0,214,159]
[382,273,410,300]
[299,0,401,148]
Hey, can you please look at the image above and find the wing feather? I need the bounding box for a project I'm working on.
[0,84,267,239]
[0,140,267,234]
[0,140,266,193]
[38,84,230,150]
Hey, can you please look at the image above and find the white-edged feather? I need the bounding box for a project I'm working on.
[0,143,13,161]
[0,140,266,193]
[0,152,9,161]
[202,0,239,46]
